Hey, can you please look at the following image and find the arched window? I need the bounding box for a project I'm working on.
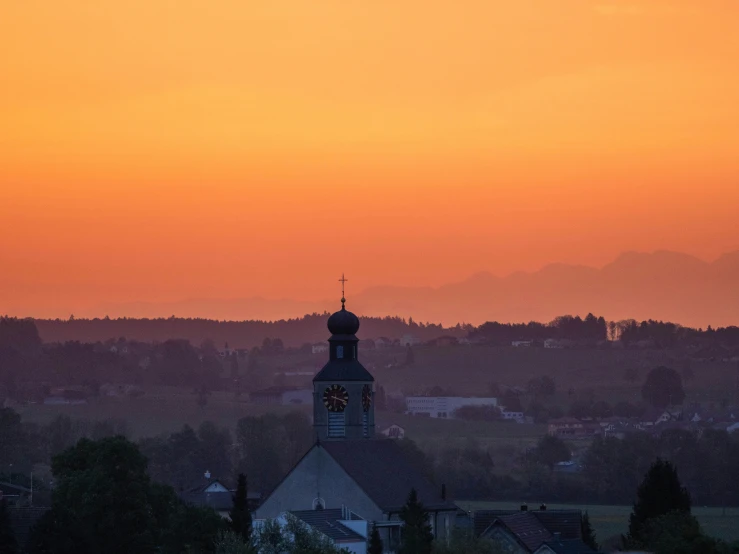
[313,498,325,510]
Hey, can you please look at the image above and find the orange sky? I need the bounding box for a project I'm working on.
[1,0,738,319]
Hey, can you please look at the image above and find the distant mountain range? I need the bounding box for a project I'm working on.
[96,250,739,328]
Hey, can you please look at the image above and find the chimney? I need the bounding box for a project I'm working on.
[441,484,446,501]
[539,504,547,511]
[204,470,211,480]
[520,503,528,512]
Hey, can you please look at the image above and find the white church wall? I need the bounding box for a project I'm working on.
[255,445,384,522]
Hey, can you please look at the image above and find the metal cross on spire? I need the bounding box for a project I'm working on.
[339,273,348,308]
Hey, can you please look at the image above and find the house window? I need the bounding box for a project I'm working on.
[337,345,344,359]
[328,412,345,437]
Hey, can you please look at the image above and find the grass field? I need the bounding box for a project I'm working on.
[16,388,312,438]
[456,501,739,544]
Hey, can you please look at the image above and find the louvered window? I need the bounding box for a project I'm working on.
[328,412,345,437]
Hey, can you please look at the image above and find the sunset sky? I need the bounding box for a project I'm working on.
[1,0,738,319]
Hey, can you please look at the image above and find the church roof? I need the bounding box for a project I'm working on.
[321,440,456,513]
[290,509,366,542]
[313,359,374,382]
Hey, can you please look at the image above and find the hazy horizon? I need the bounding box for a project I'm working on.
[6,248,738,329]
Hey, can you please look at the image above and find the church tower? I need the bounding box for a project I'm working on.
[313,280,375,441]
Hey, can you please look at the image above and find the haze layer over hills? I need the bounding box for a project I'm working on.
[81,250,739,328]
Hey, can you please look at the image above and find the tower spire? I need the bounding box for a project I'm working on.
[339,273,348,309]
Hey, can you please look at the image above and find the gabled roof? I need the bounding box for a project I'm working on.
[475,509,582,540]
[474,509,517,536]
[321,440,456,513]
[185,477,230,494]
[493,512,553,551]
[290,509,365,542]
[532,510,582,540]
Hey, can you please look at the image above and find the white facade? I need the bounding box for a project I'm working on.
[380,424,406,439]
[511,340,532,347]
[405,396,498,419]
[312,343,329,354]
[399,334,422,347]
[500,410,525,422]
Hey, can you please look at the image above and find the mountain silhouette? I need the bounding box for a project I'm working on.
[95,250,739,328]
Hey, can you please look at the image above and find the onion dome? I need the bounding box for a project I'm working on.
[327,302,360,336]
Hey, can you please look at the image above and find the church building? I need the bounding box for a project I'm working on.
[255,295,457,551]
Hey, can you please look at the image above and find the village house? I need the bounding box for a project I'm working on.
[405,396,498,419]
[379,424,406,439]
[476,508,599,554]
[311,343,329,354]
[179,472,261,519]
[547,417,601,439]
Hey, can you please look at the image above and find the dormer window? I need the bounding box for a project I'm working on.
[337,345,344,359]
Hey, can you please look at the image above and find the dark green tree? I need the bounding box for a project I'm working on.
[531,435,571,470]
[641,366,685,409]
[580,511,598,551]
[0,498,19,554]
[368,526,383,554]
[638,511,724,554]
[28,436,225,554]
[627,459,691,546]
[215,529,254,554]
[398,488,433,554]
[230,474,252,543]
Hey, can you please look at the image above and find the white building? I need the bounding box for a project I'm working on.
[511,340,532,347]
[399,334,422,347]
[405,396,498,419]
[312,343,329,354]
[500,410,525,423]
[380,424,406,439]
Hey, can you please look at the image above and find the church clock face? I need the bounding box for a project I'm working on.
[362,384,372,412]
[323,384,348,412]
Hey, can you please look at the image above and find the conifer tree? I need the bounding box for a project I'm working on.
[398,488,433,554]
[627,459,691,546]
[368,525,383,554]
[230,474,252,544]
[580,511,598,551]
